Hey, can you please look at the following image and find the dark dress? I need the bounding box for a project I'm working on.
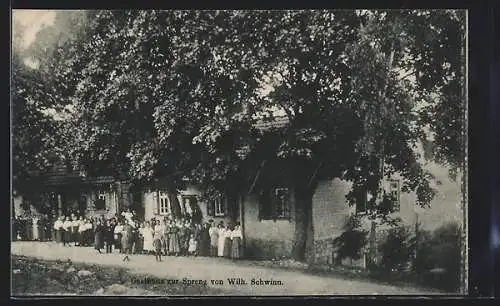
[199,226,210,257]
[54,223,62,243]
[231,237,242,259]
[25,219,33,241]
[104,224,115,252]
[132,227,141,253]
[168,225,181,254]
[180,226,191,254]
[223,234,232,258]
[153,237,162,253]
[121,224,133,254]
[94,224,105,250]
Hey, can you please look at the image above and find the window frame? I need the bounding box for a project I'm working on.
[94,189,107,210]
[207,195,226,217]
[181,194,198,215]
[157,191,170,215]
[258,187,291,221]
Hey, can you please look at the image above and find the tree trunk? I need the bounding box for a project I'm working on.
[291,187,314,262]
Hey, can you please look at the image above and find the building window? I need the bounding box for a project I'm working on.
[95,190,106,210]
[388,180,400,212]
[158,191,170,215]
[207,196,226,217]
[259,187,291,221]
[181,195,196,215]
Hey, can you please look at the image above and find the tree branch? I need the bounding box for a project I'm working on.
[248,160,267,195]
[397,69,416,82]
[307,161,323,189]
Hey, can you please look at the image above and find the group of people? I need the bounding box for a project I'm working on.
[13,214,52,242]
[146,217,243,262]
[15,209,245,263]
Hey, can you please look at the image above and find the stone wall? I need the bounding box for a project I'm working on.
[310,237,335,265]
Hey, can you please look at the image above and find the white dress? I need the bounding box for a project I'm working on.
[141,226,154,251]
[217,229,226,257]
[32,217,40,240]
[188,238,197,253]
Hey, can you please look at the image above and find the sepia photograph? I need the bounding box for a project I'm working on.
[10,9,467,296]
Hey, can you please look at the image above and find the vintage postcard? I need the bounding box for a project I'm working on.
[10,9,468,296]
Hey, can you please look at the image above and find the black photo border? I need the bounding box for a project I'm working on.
[5,0,500,301]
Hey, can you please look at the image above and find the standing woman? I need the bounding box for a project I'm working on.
[51,214,57,242]
[209,221,218,257]
[217,222,226,257]
[132,221,141,254]
[78,217,87,246]
[180,219,191,256]
[231,222,243,260]
[94,219,105,253]
[121,219,133,261]
[24,216,32,241]
[53,216,64,245]
[154,219,166,256]
[32,215,40,241]
[163,218,171,256]
[114,220,124,253]
[142,221,154,254]
[169,219,181,256]
[71,215,80,246]
[41,214,50,242]
[62,216,73,246]
[199,222,210,257]
[223,223,233,259]
[104,219,114,253]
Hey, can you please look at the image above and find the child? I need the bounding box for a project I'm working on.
[188,234,198,256]
[153,231,163,262]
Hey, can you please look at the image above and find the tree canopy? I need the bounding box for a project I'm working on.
[13,9,466,260]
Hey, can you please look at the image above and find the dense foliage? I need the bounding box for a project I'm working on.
[13,10,465,260]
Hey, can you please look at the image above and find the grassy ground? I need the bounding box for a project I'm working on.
[11,255,224,296]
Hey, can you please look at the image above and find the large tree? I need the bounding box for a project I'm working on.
[24,10,465,261]
[12,21,67,198]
